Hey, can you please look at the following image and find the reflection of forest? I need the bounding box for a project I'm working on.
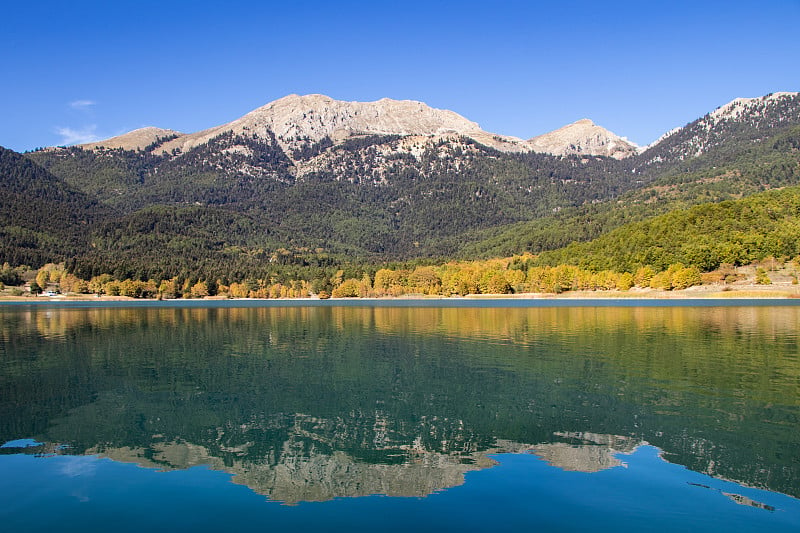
[1,304,798,499]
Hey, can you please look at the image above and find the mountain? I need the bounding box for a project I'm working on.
[636,92,800,174]
[462,120,800,260]
[72,94,638,160]
[528,119,638,159]
[27,95,637,262]
[153,94,531,157]
[10,91,800,279]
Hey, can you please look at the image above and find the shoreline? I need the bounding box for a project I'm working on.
[1,284,798,306]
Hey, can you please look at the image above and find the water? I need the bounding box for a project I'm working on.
[1,302,799,531]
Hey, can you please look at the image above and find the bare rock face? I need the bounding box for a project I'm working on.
[527,119,639,159]
[156,94,529,158]
[78,127,183,151]
[75,94,644,162]
[67,92,799,166]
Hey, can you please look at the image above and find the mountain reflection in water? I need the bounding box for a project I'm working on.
[1,303,798,504]
[2,430,641,504]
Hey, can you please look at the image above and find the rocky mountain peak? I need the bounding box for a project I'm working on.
[527,119,639,159]
[71,95,649,162]
[153,94,530,158]
[72,92,798,165]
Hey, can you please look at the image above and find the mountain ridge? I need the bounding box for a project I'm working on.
[76,94,645,160]
[7,90,800,279]
[80,127,182,151]
[76,92,799,163]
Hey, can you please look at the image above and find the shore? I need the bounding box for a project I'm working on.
[1,283,798,303]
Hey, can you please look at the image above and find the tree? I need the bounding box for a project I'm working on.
[191,281,210,298]
[617,272,634,291]
[755,268,772,285]
[671,266,702,290]
[409,266,441,294]
[649,271,672,290]
[35,269,50,291]
[634,266,655,287]
[159,279,178,299]
[479,271,511,294]
[331,278,361,297]
[28,281,42,295]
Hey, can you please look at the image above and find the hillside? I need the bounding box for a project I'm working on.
[634,92,800,176]
[535,186,800,272]
[463,123,800,259]
[0,146,108,266]
[29,136,632,258]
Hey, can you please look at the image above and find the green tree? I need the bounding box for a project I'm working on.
[28,281,43,295]
[755,267,772,285]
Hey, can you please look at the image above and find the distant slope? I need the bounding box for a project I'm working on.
[535,186,800,272]
[0,146,108,267]
[464,121,800,259]
[66,205,340,282]
[635,92,800,176]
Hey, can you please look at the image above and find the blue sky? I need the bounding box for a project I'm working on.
[2,0,798,152]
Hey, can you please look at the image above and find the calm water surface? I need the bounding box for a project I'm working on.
[1,302,799,531]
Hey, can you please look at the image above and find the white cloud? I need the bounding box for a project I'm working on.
[69,99,96,110]
[55,125,100,146]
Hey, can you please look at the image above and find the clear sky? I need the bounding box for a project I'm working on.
[2,0,798,152]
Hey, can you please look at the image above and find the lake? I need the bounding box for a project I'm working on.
[1,301,799,531]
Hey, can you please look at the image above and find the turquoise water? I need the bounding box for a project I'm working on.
[1,303,799,531]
